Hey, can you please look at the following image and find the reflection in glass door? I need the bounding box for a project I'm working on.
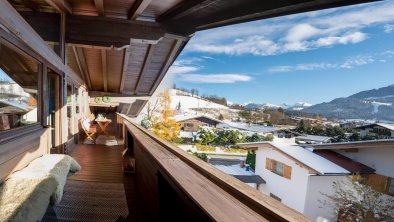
[47,69,60,149]
[66,84,73,140]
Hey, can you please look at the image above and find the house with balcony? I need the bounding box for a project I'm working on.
[355,123,394,139]
[0,0,377,221]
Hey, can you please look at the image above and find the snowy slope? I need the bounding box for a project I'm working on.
[170,89,229,110]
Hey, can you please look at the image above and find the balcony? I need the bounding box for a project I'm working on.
[37,113,311,222]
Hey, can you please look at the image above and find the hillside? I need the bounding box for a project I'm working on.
[169,89,229,110]
[303,85,394,121]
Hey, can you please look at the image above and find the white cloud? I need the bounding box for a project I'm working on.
[268,50,393,72]
[384,24,394,33]
[178,74,251,83]
[285,23,321,42]
[185,1,394,56]
[313,32,367,47]
[169,58,252,84]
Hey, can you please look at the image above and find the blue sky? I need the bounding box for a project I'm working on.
[170,1,394,105]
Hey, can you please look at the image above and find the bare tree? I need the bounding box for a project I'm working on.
[320,177,394,222]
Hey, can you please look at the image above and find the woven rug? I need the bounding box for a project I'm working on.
[95,135,119,146]
[42,180,129,222]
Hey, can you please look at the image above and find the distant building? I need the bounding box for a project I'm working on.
[175,114,221,132]
[274,129,302,139]
[217,121,278,136]
[295,135,331,144]
[238,142,356,221]
[355,123,394,139]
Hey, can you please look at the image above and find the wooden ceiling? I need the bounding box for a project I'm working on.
[8,0,377,116]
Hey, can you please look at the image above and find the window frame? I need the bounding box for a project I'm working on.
[388,177,394,194]
[0,27,61,143]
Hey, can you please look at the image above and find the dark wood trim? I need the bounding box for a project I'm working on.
[59,13,66,63]
[128,0,153,20]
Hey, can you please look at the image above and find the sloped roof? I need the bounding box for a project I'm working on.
[233,175,266,184]
[174,114,221,123]
[238,142,350,175]
[296,135,331,142]
[356,123,394,131]
[313,150,375,174]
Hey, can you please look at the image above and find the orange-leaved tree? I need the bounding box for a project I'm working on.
[151,90,181,142]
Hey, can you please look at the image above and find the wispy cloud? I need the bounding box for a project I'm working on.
[268,50,394,73]
[178,74,251,83]
[169,58,252,84]
[384,24,394,33]
[185,1,394,56]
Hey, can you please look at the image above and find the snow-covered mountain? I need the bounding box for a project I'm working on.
[303,84,394,121]
[288,102,313,111]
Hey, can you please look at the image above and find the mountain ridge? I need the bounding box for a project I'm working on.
[303,84,394,122]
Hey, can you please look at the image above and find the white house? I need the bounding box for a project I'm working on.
[238,142,361,221]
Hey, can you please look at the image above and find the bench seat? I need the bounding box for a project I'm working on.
[0,154,81,222]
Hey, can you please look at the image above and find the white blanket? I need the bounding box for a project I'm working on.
[0,154,81,222]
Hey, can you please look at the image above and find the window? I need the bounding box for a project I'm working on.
[272,160,284,176]
[185,123,193,128]
[0,41,40,132]
[388,178,394,194]
[266,158,292,179]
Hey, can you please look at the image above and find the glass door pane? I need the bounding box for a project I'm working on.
[47,69,60,149]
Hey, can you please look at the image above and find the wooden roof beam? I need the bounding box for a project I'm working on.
[45,0,72,14]
[119,48,130,94]
[149,38,186,95]
[128,0,153,20]
[101,49,108,92]
[72,46,92,89]
[94,0,104,16]
[134,44,155,95]
[21,12,166,48]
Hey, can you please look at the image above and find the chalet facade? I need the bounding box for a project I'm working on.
[356,123,394,139]
[175,115,221,132]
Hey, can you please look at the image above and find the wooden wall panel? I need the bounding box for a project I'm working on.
[0,128,50,182]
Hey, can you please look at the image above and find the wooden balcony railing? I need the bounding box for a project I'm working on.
[117,113,312,222]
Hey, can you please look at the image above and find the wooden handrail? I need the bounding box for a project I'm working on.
[117,113,313,222]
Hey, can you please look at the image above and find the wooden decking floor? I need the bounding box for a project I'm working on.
[43,142,143,222]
